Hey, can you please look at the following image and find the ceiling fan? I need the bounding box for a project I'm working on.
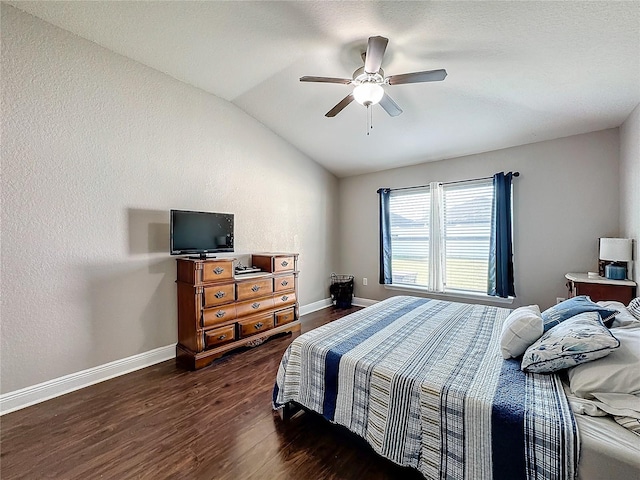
[300,36,447,118]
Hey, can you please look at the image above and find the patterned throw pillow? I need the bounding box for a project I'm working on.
[628,297,640,321]
[521,311,620,373]
[541,296,618,332]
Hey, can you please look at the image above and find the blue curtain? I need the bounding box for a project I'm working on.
[488,172,515,298]
[378,188,392,284]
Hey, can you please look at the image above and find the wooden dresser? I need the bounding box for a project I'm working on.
[565,272,637,304]
[176,253,300,370]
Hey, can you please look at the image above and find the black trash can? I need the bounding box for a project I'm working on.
[330,273,354,308]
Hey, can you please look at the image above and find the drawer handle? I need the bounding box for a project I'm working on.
[213,267,224,275]
[217,334,227,340]
[251,302,260,309]
[254,322,264,329]
[281,280,289,287]
[214,291,226,298]
[251,285,261,292]
[215,310,226,318]
[281,260,289,267]
[281,295,289,301]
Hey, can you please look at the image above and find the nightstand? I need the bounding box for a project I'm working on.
[565,273,637,304]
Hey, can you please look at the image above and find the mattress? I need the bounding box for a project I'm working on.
[575,413,640,480]
[564,381,640,480]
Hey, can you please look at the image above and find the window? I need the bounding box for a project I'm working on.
[389,179,494,294]
[443,181,493,292]
[389,187,431,287]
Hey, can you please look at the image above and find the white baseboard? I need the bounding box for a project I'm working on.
[300,297,378,314]
[352,296,378,307]
[1,297,380,416]
[299,298,333,315]
[0,344,175,416]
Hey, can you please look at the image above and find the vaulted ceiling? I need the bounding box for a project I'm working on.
[9,1,640,177]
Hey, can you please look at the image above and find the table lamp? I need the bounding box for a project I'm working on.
[599,238,633,280]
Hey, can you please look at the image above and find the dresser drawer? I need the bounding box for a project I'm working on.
[273,256,294,273]
[238,313,274,338]
[204,324,236,348]
[274,274,295,293]
[573,281,635,304]
[202,261,234,283]
[236,296,275,318]
[236,278,273,301]
[252,254,296,273]
[275,307,295,326]
[202,304,237,328]
[274,291,296,309]
[203,283,235,307]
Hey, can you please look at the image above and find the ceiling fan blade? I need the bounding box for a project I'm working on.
[387,69,448,85]
[300,76,352,84]
[325,94,354,117]
[379,93,403,117]
[364,36,388,74]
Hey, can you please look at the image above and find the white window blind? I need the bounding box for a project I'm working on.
[443,180,493,293]
[389,187,430,287]
[387,179,494,295]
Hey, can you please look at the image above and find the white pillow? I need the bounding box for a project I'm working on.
[597,301,640,328]
[500,305,543,359]
[568,324,640,398]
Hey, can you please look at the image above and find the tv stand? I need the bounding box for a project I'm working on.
[189,254,216,260]
[175,253,300,370]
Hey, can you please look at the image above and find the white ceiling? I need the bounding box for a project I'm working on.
[8,1,640,177]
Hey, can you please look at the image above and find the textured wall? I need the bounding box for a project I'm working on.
[620,104,640,282]
[1,6,339,393]
[338,129,621,311]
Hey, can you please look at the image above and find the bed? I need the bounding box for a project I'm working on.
[273,295,640,480]
[571,406,640,479]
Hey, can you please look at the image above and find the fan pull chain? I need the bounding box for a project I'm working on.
[366,105,370,135]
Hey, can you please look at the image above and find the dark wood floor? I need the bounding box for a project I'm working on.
[1,306,425,480]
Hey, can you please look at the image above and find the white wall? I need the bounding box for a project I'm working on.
[620,103,640,282]
[338,129,620,310]
[1,6,339,394]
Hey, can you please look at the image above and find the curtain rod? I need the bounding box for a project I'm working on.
[382,171,520,193]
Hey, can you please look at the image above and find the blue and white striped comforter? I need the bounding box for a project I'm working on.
[273,296,578,480]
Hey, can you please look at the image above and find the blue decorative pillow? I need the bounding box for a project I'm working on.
[521,311,620,373]
[541,296,618,332]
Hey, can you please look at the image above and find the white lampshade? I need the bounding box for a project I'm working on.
[599,238,633,262]
[353,83,384,106]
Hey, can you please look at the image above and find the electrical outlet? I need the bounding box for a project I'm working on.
[556,297,565,304]
[363,277,368,286]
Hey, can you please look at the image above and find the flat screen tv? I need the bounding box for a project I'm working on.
[170,210,234,258]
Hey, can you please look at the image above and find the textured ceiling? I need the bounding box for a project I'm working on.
[8,1,640,177]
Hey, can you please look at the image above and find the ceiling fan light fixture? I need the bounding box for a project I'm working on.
[302,36,446,119]
[353,83,384,106]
